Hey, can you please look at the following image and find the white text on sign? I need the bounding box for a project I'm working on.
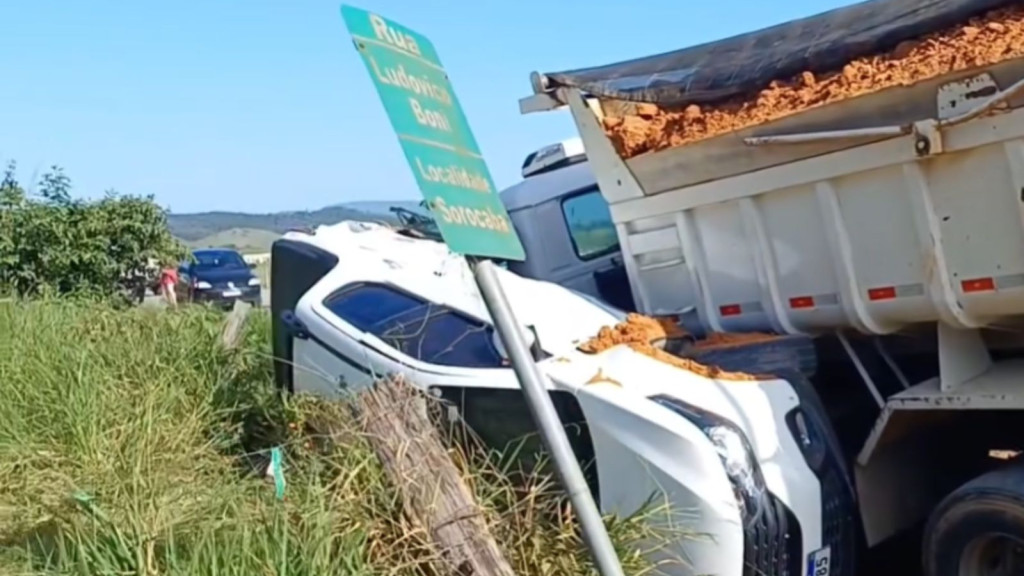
[432,197,511,234]
[415,158,490,193]
[370,14,421,56]
[369,60,452,105]
[409,99,451,132]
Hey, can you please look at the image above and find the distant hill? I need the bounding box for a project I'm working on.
[338,200,427,215]
[187,228,281,254]
[167,200,423,242]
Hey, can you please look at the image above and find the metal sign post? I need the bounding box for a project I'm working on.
[472,258,626,576]
[340,6,624,576]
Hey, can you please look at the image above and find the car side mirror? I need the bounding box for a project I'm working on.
[248,262,257,269]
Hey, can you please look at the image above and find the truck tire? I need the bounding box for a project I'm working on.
[923,464,1024,576]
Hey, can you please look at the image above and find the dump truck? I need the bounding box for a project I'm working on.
[517,0,1024,574]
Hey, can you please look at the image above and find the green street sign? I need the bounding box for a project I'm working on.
[341,5,525,261]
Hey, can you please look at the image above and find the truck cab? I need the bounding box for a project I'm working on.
[500,138,634,312]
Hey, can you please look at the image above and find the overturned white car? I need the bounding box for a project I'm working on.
[270,221,855,576]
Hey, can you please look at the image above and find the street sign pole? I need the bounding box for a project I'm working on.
[472,258,626,576]
[340,6,625,575]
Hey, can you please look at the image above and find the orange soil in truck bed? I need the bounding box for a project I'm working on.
[603,5,1024,158]
[578,313,771,381]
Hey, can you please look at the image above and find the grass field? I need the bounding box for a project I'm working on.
[0,300,682,575]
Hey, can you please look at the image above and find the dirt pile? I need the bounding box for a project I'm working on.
[578,313,668,353]
[603,5,1024,158]
[578,313,767,381]
[653,314,689,340]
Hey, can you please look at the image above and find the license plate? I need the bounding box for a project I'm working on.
[223,289,241,297]
[806,546,831,576]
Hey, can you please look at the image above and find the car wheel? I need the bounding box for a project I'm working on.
[923,464,1024,576]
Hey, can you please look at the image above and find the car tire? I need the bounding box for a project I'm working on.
[923,464,1024,576]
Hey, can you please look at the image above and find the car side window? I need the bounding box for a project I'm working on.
[561,188,619,260]
[378,306,503,368]
[323,283,504,369]
[322,283,423,332]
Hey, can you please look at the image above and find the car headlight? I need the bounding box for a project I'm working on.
[707,425,761,496]
[649,394,767,523]
[195,281,212,289]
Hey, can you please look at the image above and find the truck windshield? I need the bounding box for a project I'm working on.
[561,188,619,260]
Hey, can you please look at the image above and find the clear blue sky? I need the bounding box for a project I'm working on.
[1,0,852,214]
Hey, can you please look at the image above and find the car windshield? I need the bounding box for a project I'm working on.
[193,250,247,270]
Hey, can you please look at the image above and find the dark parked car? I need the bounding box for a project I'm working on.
[177,248,262,308]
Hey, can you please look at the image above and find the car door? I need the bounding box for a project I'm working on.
[292,278,532,435]
[288,279,519,396]
[287,277,600,479]
[287,282,404,397]
[327,283,550,454]
[557,187,635,311]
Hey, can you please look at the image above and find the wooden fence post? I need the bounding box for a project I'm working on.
[356,377,516,576]
[220,300,251,350]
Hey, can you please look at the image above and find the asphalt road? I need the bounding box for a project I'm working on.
[143,287,270,309]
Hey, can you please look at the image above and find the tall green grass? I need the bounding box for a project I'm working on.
[0,300,684,575]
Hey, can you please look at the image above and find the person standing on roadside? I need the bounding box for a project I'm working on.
[159,262,179,309]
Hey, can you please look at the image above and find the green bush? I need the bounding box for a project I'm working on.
[0,161,185,298]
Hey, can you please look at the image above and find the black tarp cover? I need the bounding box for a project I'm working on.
[543,0,1018,106]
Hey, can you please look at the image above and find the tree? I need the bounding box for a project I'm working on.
[0,162,186,299]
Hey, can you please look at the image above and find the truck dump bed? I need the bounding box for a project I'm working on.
[543,0,1014,107]
[523,0,1024,336]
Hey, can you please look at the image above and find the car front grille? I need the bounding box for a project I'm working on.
[741,488,802,576]
[740,469,855,576]
[820,462,857,576]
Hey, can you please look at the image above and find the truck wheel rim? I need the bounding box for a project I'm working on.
[960,534,1024,576]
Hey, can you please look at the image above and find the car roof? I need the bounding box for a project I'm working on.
[283,221,618,355]
[499,159,597,213]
